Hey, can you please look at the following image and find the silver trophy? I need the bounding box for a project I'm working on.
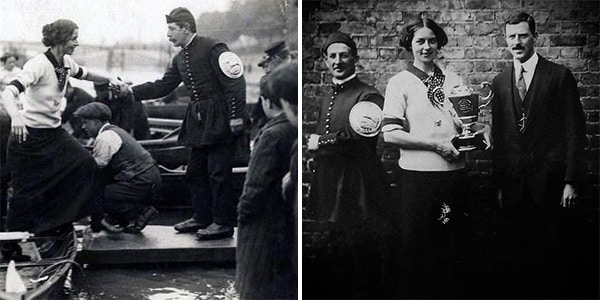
[448,82,493,151]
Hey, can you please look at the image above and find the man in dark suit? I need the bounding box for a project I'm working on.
[490,12,588,297]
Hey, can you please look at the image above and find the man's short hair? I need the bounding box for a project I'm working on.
[505,12,536,35]
[268,62,297,106]
[399,18,448,50]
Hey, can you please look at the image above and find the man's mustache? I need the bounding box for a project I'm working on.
[512,46,525,50]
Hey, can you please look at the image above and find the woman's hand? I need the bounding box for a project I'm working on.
[434,137,460,162]
[11,114,28,143]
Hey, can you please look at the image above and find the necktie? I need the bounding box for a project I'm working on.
[516,65,527,101]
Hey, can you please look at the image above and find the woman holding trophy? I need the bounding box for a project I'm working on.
[382,17,490,298]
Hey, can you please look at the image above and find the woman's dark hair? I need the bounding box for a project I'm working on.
[505,12,536,35]
[0,53,18,63]
[399,18,448,50]
[268,62,297,106]
[42,19,78,47]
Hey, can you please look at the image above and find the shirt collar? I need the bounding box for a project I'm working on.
[99,122,112,134]
[407,64,443,81]
[44,49,64,68]
[514,52,539,74]
[184,34,197,49]
[332,73,356,85]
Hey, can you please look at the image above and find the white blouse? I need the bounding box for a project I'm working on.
[8,53,87,128]
[383,67,465,171]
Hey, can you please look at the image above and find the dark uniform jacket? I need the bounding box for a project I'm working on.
[491,56,586,207]
[308,76,386,226]
[132,35,247,147]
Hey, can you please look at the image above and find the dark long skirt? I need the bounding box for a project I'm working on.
[395,168,472,298]
[6,127,95,235]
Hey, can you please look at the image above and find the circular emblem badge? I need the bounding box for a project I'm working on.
[349,101,383,137]
[218,52,244,79]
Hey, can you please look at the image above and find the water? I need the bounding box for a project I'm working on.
[68,262,237,300]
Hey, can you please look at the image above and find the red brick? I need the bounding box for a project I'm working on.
[536,48,560,59]
[549,35,587,46]
[440,48,466,59]
[445,60,475,74]
[467,73,498,85]
[472,36,492,48]
[474,61,494,72]
[340,21,377,35]
[561,22,580,34]
[465,0,501,9]
[317,22,341,34]
[581,73,600,85]
[560,48,580,59]
[379,47,398,60]
[580,22,600,34]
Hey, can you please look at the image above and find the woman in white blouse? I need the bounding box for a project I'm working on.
[382,17,489,298]
[0,19,128,258]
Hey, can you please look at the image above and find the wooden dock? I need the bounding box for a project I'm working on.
[76,225,236,265]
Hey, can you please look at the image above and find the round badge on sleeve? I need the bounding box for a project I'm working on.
[348,101,383,137]
[218,52,244,79]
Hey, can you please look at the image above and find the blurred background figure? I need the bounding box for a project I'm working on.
[251,40,292,132]
[0,53,21,91]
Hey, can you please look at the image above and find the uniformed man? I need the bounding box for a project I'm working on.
[251,40,292,130]
[125,7,248,240]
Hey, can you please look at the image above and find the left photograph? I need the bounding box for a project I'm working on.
[0,0,298,299]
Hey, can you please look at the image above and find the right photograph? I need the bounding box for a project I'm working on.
[301,0,599,299]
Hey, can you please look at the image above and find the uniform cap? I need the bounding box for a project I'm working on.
[74,102,112,121]
[322,32,357,56]
[258,41,290,67]
[166,7,196,31]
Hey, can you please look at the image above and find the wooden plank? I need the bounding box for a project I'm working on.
[76,225,236,264]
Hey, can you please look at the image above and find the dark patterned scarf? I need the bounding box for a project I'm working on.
[44,49,70,91]
[407,64,446,109]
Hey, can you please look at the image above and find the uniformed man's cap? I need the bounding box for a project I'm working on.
[322,32,357,56]
[74,102,112,121]
[258,40,290,67]
[166,7,196,31]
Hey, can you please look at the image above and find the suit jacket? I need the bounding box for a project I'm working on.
[491,55,586,207]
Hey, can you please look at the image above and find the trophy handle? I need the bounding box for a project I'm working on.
[478,81,493,109]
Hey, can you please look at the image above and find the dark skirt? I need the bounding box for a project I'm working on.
[6,127,95,234]
[395,168,472,298]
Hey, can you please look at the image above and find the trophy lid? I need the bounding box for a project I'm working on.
[450,85,473,97]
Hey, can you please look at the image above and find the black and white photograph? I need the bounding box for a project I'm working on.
[302,0,599,299]
[0,0,298,299]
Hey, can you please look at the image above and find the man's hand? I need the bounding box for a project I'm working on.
[109,77,132,98]
[229,118,245,135]
[11,114,28,143]
[472,122,492,150]
[560,183,577,208]
[307,134,320,151]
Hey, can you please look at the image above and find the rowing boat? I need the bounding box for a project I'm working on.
[0,228,78,300]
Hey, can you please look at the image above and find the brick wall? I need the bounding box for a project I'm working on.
[301,0,599,214]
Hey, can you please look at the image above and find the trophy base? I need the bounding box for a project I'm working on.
[452,133,487,152]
